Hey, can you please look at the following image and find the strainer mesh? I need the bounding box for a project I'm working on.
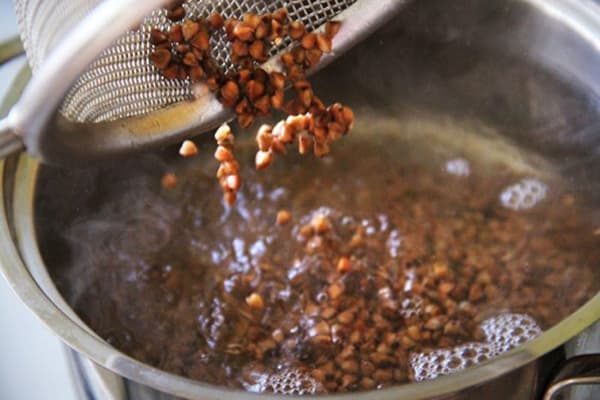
[13,0,356,123]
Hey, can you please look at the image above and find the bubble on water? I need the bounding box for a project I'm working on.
[269,187,287,201]
[377,213,390,232]
[340,215,357,227]
[362,218,377,235]
[399,296,423,318]
[500,178,548,210]
[232,237,250,266]
[246,367,322,395]
[387,229,403,258]
[410,313,542,381]
[445,158,471,177]
[249,239,267,258]
[404,269,417,292]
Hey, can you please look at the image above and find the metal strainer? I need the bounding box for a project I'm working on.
[0,0,406,164]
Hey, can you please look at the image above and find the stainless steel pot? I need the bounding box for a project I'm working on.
[0,0,599,399]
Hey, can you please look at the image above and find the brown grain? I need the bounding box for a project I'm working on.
[178,140,198,157]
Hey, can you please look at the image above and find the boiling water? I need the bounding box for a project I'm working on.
[34,113,600,393]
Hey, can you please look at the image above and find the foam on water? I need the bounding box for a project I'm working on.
[411,342,496,381]
[244,367,323,395]
[410,313,542,381]
[500,178,548,210]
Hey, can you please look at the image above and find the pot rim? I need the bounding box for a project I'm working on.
[1,0,600,398]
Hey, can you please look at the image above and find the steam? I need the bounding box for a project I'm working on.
[63,183,179,306]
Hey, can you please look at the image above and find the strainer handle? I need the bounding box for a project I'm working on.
[0,36,26,158]
[7,0,170,164]
[0,36,24,65]
[0,117,24,159]
[542,354,600,400]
